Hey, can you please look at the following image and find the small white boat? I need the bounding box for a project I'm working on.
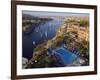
[36,29,38,32]
[36,27,40,32]
[45,31,48,38]
[33,41,36,45]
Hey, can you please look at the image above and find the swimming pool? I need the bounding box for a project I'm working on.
[55,47,78,65]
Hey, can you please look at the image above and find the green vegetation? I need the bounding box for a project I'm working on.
[79,19,89,27]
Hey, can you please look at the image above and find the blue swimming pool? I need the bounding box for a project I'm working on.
[55,47,78,65]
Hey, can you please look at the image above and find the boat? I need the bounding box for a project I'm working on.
[33,41,36,45]
[45,31,48,38]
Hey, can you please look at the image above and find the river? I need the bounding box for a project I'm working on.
[22,17,64,59]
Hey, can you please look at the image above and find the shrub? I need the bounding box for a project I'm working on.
[79,19,89,27]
